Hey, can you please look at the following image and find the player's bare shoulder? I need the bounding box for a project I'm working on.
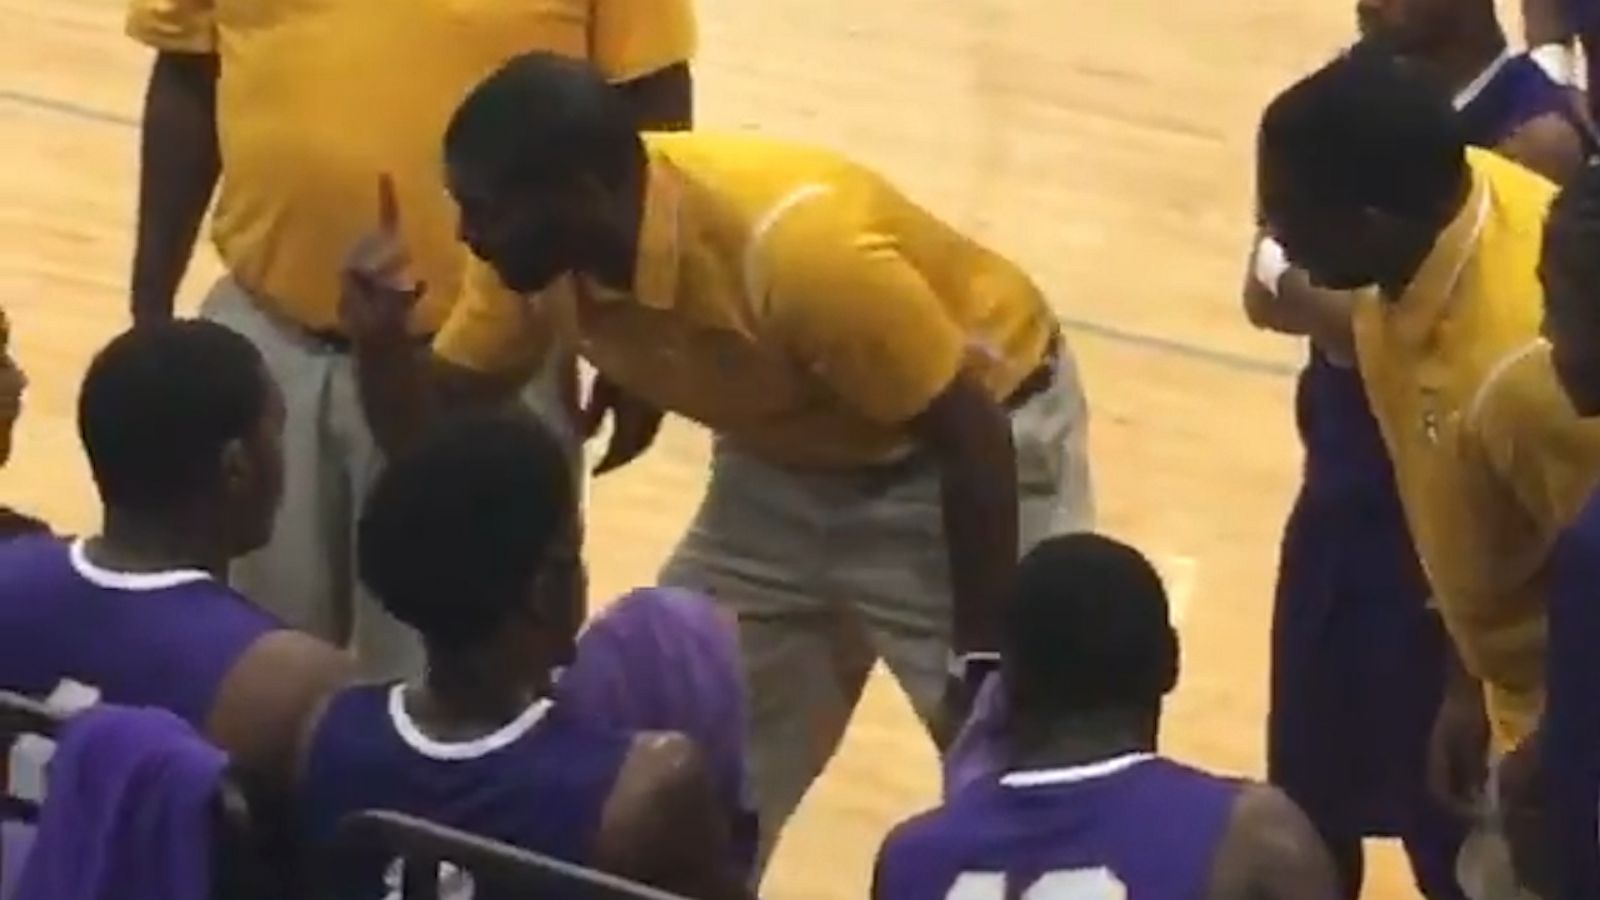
[1206,783,1340,900]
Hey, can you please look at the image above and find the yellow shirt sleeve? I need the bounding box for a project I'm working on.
[1472,345,1600,530]
[126,0,217,53]
[763,204,967,427]
[433,256,573,380]
[589,0,697,83]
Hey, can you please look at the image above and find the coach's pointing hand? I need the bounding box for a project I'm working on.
[341,174,424,344]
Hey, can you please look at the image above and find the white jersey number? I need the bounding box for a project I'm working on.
[947,868,1127,900]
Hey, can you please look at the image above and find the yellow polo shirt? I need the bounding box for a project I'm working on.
[127,0,696,333]
[435,132,1057,468]
[1353,148,1579,748]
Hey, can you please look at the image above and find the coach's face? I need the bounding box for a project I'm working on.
[1258,155,1392,291]
[450,164,596,296]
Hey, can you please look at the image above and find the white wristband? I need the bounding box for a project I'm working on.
[1530,43,1577,87]
[1253,235,1291,297]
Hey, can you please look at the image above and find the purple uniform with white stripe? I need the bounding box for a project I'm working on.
[874,755,1239,900]
[299,684,632,900]
[1267,51,1577,900]
[0,535,280,727]
[1542,489,1600,900]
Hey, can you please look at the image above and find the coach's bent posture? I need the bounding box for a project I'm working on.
[341,52,1095,871]
[127,0,693,680]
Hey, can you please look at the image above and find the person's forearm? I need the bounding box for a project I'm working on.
[937,405,1018,654]
[617,62,693,131]
[352,338,438,459]
[132,52,220,324]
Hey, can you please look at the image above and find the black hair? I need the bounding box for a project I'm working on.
[1005,533,1179,718]
[1259,39,1466,221]
[78,321,268,513]
[358,412,576,650]
[1542,162,1600,310]
[444,51,645,191]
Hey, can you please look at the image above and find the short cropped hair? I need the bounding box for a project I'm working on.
[78,321,268,513]
[1259,40,1466,221]
[444,51,645,190]
[358,413,575,650]
[1005,534,1180,717]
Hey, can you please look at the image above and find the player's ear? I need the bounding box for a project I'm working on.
[218,438,252,495]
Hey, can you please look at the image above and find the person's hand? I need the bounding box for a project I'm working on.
[340,174,423,345]
[580,374,664,476]
[1427,678,1491,813]
[932,673,977,752]
[1497,737,1553,895]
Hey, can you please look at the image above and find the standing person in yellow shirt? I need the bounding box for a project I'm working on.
[341,52,1095,872]
[1257,45,1600,898]
[125,0,695,679]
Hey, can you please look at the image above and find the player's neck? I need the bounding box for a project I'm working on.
[413,652,553,738]
[1006,709,1157,771]
[587,171,649,294]
[92,508,229,576]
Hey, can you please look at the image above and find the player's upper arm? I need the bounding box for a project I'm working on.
[432,255,573,386]
[1498,113,1588,185]
[205,631,353,792]
[589,0,697,84]
[127,0,218,53]
[596,733,750,900]
[763,198,968,427]
[1207,784,1339,900]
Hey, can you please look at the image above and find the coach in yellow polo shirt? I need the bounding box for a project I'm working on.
[342,53,1094,869]
[1259,45,1600,808]
[125,0,695,679]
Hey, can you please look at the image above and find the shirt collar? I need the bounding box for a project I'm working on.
[583,146,683,309]
[1390,156,1491,345]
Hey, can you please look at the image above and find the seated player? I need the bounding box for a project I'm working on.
[298,413,749,900]
[0,321,352,788]
[1531,162,1600,899]
[0,305,45,539]
[874,534,1338,900]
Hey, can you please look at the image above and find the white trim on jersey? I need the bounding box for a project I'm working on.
[387,683,554,761]
[999,752,1158,789]
[1453,49,1515,112]
[68,538,212,592]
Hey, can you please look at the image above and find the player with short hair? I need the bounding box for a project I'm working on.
[342,51,1094,869]
[298,413,748,900]
[873,534,1338,900]
[0,321,352,788]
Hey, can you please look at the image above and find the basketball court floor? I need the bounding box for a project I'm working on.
[6,0,1506,895]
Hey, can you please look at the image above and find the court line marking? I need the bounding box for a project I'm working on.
[3,87,1301,380]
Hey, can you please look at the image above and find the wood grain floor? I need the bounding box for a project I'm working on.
[6,0,1518,896]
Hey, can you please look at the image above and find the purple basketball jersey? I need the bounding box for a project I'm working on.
[876,755,1240,900]
[299,685,633,900]
[0,535,280,727]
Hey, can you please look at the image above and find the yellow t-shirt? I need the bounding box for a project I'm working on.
[127,0,696,333]
[1353,148,1582,748]
[435,132,1057,468]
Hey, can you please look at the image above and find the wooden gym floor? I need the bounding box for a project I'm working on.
[8,0,1514,896]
